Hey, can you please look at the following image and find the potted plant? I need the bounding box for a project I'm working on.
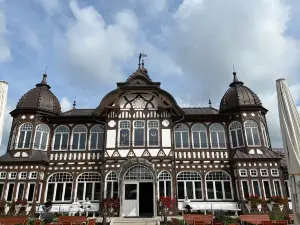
[245,195,264,212]
[102,197,120,225]
[159,196,176,224]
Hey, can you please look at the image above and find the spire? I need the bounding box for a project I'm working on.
[229,71,244,87]
[73,96,76,110]
[208,98,212,108]
[36,72,51,89]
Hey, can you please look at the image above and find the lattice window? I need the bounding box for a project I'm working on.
[34,124,50,150]
[0,172,6,179]
[250,169,258,177]
[9,172,17,179]
[159,171,172,180]
[210,123,226,148]
[90,125,104,150]
[106,171,118,198]
[229,121,244,148]
[271,169,279,176]
[177,171,202,180]
[158,171,172,197]
[260,169,268,177]
[239,169,247,177]
[53,125,69,150]
[19,172,27,179]
[244,120,261,146]
[124,165,153,180]
[77,172,101,182]
[206,171,230,180]
[17,123,33,149]
[77,172,101,201]
[177,171,202,200]
[48,173,73,182]
[191,123,208,149]
[29,172,38,179]
[174,124,189,148]
[47,173,73,202]
[206,171,232,200]
[107,171,118,181]
[72,125,87,150]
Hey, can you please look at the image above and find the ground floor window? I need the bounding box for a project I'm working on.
[241,180,250,199]
[17,183,25,200]
[26,183,36,202]
[273,180,282,197]
[0,183,4,199]
[262,180,272,199]
[177,171,202,200]
[252,180,261,197]
[106,171,118,198]
[158,171,172,197]
[46,173,73,202]
[206,171,232,200]
[6,183,15,201]
[77,172,101,201]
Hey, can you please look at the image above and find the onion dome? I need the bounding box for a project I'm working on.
[219,72,262,112]
[16,73,61,114]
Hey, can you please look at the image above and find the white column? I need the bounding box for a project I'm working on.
[0,81,8,148]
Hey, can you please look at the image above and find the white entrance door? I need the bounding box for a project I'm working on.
[122,182,139,216]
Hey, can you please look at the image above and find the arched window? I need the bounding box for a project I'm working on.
[158,171,172,197]
[148,121,159,146]
[119,121,130,147]
[34,124,50,150]
[72,125,87,150]
[17,123,33,149]
[174,124,189,148]
[46,173,73,202]
[53,125,69,150]
[260,122,269,148]
[89,125,104,150]
[206,171,232,200]
[124,165,153,180]
[210,123,226,148]
[177,171,202,200]
[244,120,261,146]
[229,121,244,148]
[77,172,101,201]
[191,124,208,148]
[105,171,118,198]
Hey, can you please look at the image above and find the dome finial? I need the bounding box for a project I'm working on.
[208,98,212,108]
[73,96,76,110]
[229,65,244,87]
[36,68,51,89]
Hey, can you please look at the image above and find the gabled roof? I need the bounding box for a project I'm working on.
[0,150,49,164]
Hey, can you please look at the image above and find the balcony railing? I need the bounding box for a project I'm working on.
[175,149,229,160]
[11,143,104,151]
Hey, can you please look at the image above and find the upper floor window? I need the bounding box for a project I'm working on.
[17,123,33,149]
[90,125,104,150]
[191,124,208,149]
[133,121,145,147]
[0,172,6,179]
[260,169,268,177]
[19,172,27,179]
[260,122,269,148]
[119,121,130,147]
[34,124,50,150]
[271,169,279,177]
[174,124,189,148]
[239,169,247,177]
[210,123,226,148]
[71,125,87,150]
[9,172,17,179]
[29,172,38,179]
[53,125,69,150]
[148,121,159,146]
[244,120,261,146]
[229,121,244,148]
[250,169,258,177]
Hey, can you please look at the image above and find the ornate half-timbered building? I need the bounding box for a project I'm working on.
[0,59,290,217]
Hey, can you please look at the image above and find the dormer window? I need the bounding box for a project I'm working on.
[71,125,87,150]
[244,120,261,146]
[17,123,33,149]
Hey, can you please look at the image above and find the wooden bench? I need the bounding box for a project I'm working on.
[184,214,214,225]
[0,216,27,225]
[58,216,87,225]
[240,214,270,225]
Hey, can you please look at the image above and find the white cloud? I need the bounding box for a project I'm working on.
[161,0,300,147]
[63,1,139,86]
[0,103,12,156]
[0,7,12,63]
[129,0,168,15]
[60,97,72,112]
[36,0,62,15]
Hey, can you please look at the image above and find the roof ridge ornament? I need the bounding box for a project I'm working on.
[73,96,76,110]
[209,98,212,108]
[138,52,147,68]
[229,67,244,87]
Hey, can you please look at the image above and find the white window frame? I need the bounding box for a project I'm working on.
[33,124,50,151]
[260,169,269,177]
[26,182,36,202]
[239,169,247,177]
[251,180,261,197]
[9,172,17,179]
[244,120,261,147]
[89,125,104,150]
[5,182,15,202]
[71,125,87,150]
[76,172,101,201]
[16,123,33,149]
[241,180,250,199]
[29,172,38,179]
[205,171,233,201]
[229,121,244,148]
[174,124,190,149]
[260,122,269,148]
[273,179,283,197]
[271,169,279,177]
[133,120,145,147]
[191,123,208,149]
[209,123,226,149]
[147,120,160,147]
[177,171,203,200]
[158,171,172,197]
[250,169,258,177]
[19,172,27,180]
[105,171,119,198]
[0,172,6,179]
[37,183,43,202]
[46,173,73,202]
[16,182,26,200]
[118,120,131,147]
[262,179,272,199]
[53,125,69,151]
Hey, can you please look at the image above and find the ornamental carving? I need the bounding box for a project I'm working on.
[132,97,146,109]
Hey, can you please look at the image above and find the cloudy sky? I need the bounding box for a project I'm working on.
[0,0,300,155]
